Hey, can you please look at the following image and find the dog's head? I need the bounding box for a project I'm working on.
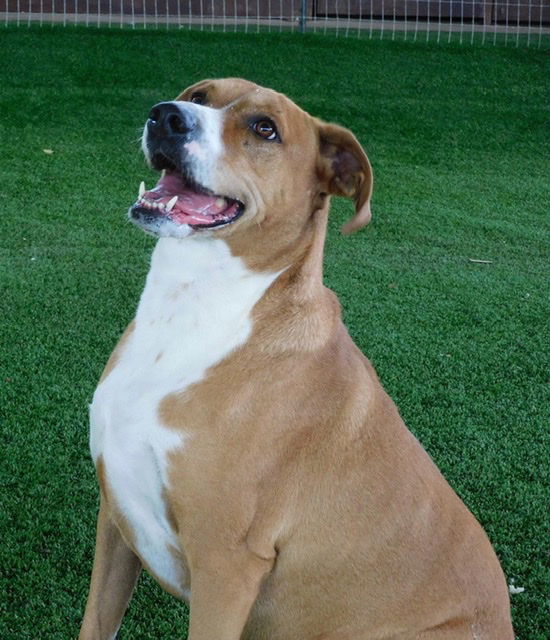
[131,78,372,264]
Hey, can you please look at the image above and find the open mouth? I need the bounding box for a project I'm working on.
[130,171,244,232]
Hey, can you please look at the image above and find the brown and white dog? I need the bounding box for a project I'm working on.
[80,78,514,640]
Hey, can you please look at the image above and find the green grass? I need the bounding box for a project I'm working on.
[0,25,548,639]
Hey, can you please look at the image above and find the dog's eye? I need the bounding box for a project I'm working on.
[252,119,279,142]
[190,92,207,105]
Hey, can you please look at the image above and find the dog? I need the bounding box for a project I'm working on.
[80,78,514,639]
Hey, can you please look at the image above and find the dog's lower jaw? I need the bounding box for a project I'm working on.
[128,206,194,239]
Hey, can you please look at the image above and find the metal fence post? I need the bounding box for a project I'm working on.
[299,0,308,33]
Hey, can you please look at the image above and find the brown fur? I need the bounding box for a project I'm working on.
[80,79,513,640]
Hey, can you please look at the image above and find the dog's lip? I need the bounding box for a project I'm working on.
[131,171,244,230]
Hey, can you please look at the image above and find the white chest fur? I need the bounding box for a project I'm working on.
[89,237,279,597]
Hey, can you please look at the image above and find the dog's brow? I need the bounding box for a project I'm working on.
[220,91,284,115]
[226,93,247,107]
[221,95,255,112]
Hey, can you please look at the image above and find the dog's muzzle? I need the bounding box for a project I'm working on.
[129,101,244,235]
[148,102,198,138]
[145,102,199,172]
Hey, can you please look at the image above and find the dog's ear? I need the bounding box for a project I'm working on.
[316,121,373,235]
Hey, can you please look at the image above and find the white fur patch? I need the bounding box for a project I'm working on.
[90,237,279,596]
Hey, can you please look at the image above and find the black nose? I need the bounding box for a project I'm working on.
[147,102,197,138]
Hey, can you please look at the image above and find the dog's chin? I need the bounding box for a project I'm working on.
[128,207,195,239]
[128,170,245,238]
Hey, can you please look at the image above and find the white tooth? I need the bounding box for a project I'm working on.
[139,181,146,197]
[215,197,226,208]
[166,196,178,212]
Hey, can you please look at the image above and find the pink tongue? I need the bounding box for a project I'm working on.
[144,173,230,221]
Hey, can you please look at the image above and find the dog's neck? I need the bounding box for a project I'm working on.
[146,196,330,288]
[135,206,336,357]
[148,235,244,282]
[238,207,342,355]
[225,197,331,275]
[141,236,286,338]
[141,236,281,310]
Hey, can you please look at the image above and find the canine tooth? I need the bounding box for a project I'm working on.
[166,196,178,212]
[139,181,146,197]
[215,197,226,208]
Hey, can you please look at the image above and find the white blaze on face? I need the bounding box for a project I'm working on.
[184,139,207,161]
[182,102,224,189]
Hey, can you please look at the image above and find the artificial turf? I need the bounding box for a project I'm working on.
[0,25,548,639]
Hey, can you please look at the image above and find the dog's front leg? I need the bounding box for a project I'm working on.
[79,496,142,640]
[187,547,274,640]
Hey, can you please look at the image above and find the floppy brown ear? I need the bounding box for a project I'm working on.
[316,121,373,235]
